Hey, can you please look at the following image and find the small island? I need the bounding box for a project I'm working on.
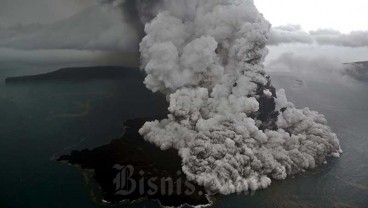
[57,117,212,208]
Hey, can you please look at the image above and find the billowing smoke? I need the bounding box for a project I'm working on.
[134,0,342,195]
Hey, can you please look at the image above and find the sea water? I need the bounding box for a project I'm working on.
[0,66,367,208]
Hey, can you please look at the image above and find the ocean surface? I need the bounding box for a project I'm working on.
[0,66,367,208]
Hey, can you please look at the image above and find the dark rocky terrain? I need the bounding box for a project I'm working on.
[57,117,211,208]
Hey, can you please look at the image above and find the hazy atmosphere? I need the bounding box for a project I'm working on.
[1,1,367,208]
[1,0,368,68]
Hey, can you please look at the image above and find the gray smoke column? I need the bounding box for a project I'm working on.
[119,0,342,194]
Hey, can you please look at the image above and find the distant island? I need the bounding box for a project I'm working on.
[57,117,212,207]
[5,66,143,83]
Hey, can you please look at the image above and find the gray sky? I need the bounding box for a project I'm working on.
[255,0,368,33]
[0,0,94,27]
[0,0,367,67]
[1,0,367,33]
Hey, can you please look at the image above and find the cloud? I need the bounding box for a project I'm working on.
[0,5,139,52]
[267,52,368,82]
[2,4,367,60]
[0,0,94,27]
[311,29,368,47]
[268,25,313,45]
[268,25,368,47]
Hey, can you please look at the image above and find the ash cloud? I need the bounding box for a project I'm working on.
[311,29,368,47]
[268,25,314,45]
[133,0,342,195]
[268,25,368,47]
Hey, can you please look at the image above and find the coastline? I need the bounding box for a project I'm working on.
[57,117,212,208]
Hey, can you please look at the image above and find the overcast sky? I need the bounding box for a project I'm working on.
[255,0,368,33]
[0,0,367,69]
[0,0,94,27]
[0,0,367,33]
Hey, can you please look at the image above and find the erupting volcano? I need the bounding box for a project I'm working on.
[101,0,343,195]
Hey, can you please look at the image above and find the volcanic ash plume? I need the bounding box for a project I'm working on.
[137,0,342,194]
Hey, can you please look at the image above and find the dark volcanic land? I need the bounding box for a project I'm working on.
[57,117,211,207]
